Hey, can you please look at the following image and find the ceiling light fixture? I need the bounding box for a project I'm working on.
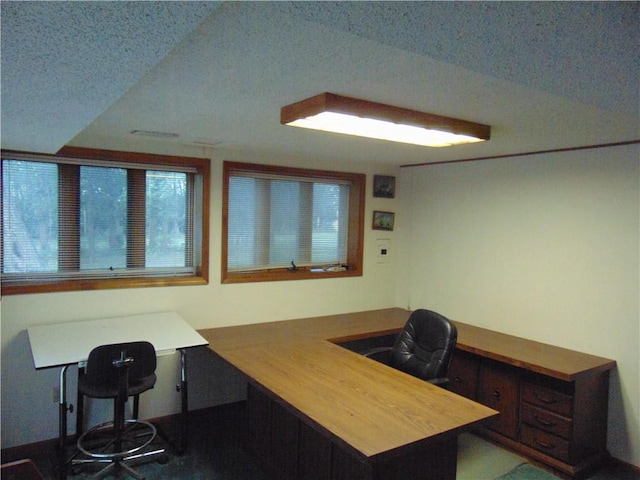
[281,93,490,147]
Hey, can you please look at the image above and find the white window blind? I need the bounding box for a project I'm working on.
[227,172,349,272]
[2,153,200,285]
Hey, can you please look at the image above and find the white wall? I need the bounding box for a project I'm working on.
[397,145,640,467]
[0,143,401,448]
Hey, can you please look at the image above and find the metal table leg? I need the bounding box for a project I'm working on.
[179,348,188,454]
[57,366,69,480]
[154,348,189,455]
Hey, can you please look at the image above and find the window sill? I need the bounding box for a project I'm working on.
[222,267,362,284]
[2,275,208,295]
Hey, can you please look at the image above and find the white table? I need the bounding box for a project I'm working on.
[28,312,208,480]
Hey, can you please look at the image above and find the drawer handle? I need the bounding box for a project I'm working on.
[493,390,501,400]
[534,437,556,450]
[534,415,557,428]
[533,392,558,404]
[455,376,463,383]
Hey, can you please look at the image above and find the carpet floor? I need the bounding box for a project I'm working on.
[496,463,562,480]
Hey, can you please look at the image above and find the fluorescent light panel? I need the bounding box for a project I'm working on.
[281,93,490,147]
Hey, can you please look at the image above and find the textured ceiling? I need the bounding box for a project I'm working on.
[2,1,638,165]
[1,1,221,153]
[279,1,638,115]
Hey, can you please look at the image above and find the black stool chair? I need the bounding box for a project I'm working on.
[73,341,165,479]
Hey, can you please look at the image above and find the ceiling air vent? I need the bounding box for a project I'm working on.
[130,130,179,138]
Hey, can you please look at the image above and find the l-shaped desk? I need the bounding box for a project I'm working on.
[199,308,495,480]
[199,308,616,480]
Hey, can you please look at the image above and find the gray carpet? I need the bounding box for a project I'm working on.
[69,404,269,480]
[497,463,561,480]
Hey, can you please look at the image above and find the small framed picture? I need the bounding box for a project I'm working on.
[373,175,396,198]
[372,211,395,231]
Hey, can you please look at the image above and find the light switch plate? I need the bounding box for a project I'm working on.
[376,238,390,264]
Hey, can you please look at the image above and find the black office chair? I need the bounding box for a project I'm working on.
[363,309,458,387]
[73,341,165,479]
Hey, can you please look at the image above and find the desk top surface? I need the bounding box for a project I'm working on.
[453,322,616,381]
[200,308,615,380]
[199,308,497,459]
[198,307,616,459]
[28,311,208,369]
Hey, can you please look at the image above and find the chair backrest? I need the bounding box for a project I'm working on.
[84,341,157,389]
[389,309,457,382]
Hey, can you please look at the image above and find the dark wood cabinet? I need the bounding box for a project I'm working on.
[521,424,571,462]
[246,382,459,480]
[447,323,615,478]
[247,383,274,472]
[519,377,575,463]
[297,421,332,480]
[448,350,479,400]
[518,371,611,471]
[247,384,302,480]
[520,403,572,439]
[272,400,300,479]
[477,360,520,440]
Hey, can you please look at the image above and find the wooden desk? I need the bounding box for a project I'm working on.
[201,308,616,479]
[199,308,497,480]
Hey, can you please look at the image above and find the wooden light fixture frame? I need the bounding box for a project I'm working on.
[281,92,491,142]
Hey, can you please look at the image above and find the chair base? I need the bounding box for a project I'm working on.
[74,419,165,479]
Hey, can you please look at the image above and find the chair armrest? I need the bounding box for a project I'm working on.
[427,377,450,388]
[362,346,393,365]
[362,350,451,389]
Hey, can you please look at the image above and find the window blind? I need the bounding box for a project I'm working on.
[227,173,349,272]
[2,156,198,285]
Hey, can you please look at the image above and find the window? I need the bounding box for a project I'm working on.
[223,161,365,283]
[1,147,210,294]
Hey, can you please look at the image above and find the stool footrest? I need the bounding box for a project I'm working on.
[77,419,157,459]
[73,419,164,480]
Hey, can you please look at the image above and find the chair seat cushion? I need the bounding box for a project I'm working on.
[79,374,156,399]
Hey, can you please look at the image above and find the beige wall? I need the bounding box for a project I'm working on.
[397,145,640,467]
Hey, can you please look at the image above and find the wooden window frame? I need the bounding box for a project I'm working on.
[1,146,210,295]
[222,161,365,284]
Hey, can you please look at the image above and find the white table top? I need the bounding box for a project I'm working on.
[28,311,208,369]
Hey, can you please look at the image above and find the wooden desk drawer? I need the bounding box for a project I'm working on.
[522,382,573,417]
[448,350,480,400]
[478,361,519,440]
[521,424,570,462]
[521,403,572,439]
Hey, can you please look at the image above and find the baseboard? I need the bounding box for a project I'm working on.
[1,459,45,479]
[1,438,59,466]
[605,454,640,477]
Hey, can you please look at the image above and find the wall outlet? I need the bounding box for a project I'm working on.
[52,386,60,403]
